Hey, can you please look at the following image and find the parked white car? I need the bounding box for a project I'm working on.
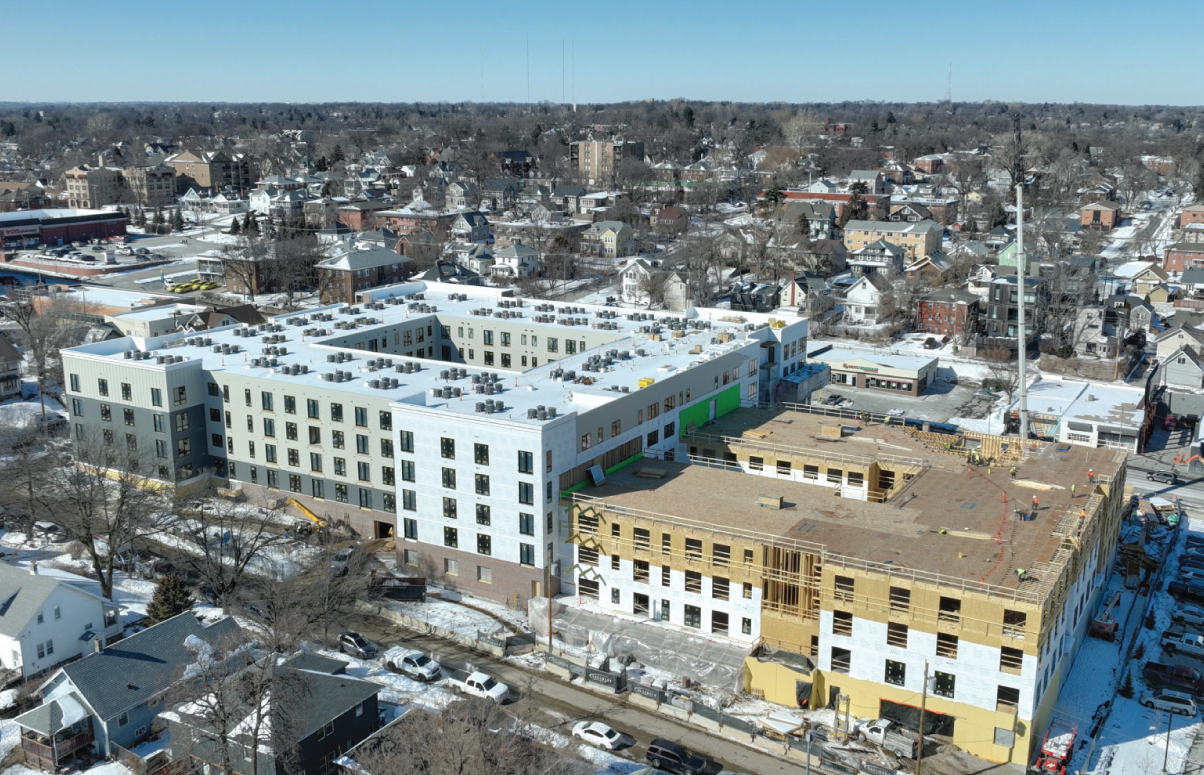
[572,721,635,750]
[1140,689,1198,716]
[382,647,441,682]
[1172,604,1204,629]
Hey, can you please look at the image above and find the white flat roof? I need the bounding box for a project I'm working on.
[0,208,116,223]
[110,303,206,323]
[807,347,937,373]
[1011,377,1145,428]
[55,284,176,311]
[66,281,803,427]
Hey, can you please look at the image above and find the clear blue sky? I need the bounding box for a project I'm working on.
[6,0,1200,106]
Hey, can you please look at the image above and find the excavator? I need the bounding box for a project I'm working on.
[287,498,328,539]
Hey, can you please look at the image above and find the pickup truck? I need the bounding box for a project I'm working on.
[1162,631,1204,659]
[444,668,509,703]
[858,718,918,759]
[1169,582,1204,605]
[1143,662,1204,696]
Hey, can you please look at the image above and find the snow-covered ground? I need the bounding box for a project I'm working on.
[1052,513,1201,775]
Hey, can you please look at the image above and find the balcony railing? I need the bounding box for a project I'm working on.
[21,729,93,770]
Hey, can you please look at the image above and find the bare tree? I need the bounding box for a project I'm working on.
[220,236,271,302]
[46,431,172,599]
[0,297,80,428]
[169,632,311,775]
[174,485,295,613]
[983,352,1021,410]
[637,266,671,309]
[0,421,55,541]
[352,697,590,775]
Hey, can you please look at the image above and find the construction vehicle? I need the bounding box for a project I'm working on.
[287,497,328,528]
[1089,590,1122,641]
[1031,718,1076,775]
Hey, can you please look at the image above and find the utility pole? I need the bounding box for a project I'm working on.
[1016,183,1029,442]
[1163,708,1173,772]
[916,661,929,775]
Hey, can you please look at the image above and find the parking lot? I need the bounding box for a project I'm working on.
[813,378,988,424]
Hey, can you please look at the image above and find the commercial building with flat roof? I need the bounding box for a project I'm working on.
[563,404,1127,766]
[807,347,938,396]
[60,283,809,607]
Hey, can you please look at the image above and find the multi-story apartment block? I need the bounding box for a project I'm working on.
[164,150,254,194]
[64,163,124,209]
[122,164,178,208]
[842,219,942,264]
[563,406,1126,766]
[570,136,644,184]
[61,284,808,606]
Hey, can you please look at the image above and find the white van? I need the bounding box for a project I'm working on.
[1140,689,1198,716]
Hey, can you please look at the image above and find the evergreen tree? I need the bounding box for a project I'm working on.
[136,208,147,228]
[229,218,241,235]
[172,208,185,230]
[153,207,164,225]
[314,156,328,172]
[246,212,259,235]
[332,144,345,163]
[144,576,194,625]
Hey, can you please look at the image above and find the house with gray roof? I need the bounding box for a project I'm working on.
[165,656,380,775]
[0,562,121,683]
[14,612,243,763]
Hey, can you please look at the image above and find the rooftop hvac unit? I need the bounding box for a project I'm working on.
[528,408,539,419]
[452,387,461,397]
[547,407,557,418]
[334,373,345,383]
[323,373,334,382]
[475,402,486,413]
[369,380,381,389]
[327,354,337,362]
[124,350,133,359]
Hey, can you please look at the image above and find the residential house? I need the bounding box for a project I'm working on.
[1071,306,1125,359]
[0,563,122,683]
[1102,294,1155,335]
[490,242,540,279]
[0,183,50,213]
[780,200,837,240]
[1155,323,1204,361]
[0,333,21,399]
[795,239,847,275]
[841,274,889,327]
[448,242,494,275]
[1106,260,1168,297]
[415,261,483,285]
[888,201,934,223]
[649,204,688,235]
[848,170,886,194]
[256,175,305,192]
[479,178,519,212]
[180,304,265,332]
[847,239,906,277]
[63,163,123,209]
[336,201,395,231]
[449,211,490,243]
[166,653,381,775]
[551,185,588,214]
[903,253,953,286]
[445,181,478,210]
[14,613,243,769]
[317,241,414,304]
[981,275,1047,348]
[1180,204,1204,229]
[779,272,837,321]
[618,257,689,310]
[492,150,537,177]
[355,228,402,254]
[1182,223,1204,244]
[842,219,941,264]
[913,154,945,174]
[1159,346,1204,391]
[966,264,1014,300]
[316,222,354,244]
[1164,243,1204,275]
[302,198,336,229]
[122,164,177,209]
[1080,201,1122,231]
[918,288,979,340]
[582,220,634,258]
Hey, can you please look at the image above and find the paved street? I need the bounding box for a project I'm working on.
[342,608,811,775]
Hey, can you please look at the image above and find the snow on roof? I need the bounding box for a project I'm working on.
[64,282,804,428]
[0,208,118,224]
[52,284,176,311]
[111,303,207,323]
[807,347,936,372]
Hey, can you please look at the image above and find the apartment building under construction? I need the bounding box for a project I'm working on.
[562,405,1127,765]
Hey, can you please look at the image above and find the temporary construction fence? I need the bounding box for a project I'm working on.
[528,597,750,690]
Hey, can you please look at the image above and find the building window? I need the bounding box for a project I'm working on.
[357,461,371,482]
[478,566,493,583]
[98,378,109,396]
[885,659,906,686]
[443,497,457,519]
[69,374,80,392]
[354,407,368,427]
[307,399,320,419]
[359,489,372,509]
[335,484,348,502]
[332,430,344,449]
[685,538,702,561]
[1000,646,1024,675]
[309,426,322,445]
[379,411,392,431]
[685,571,702,594]
[520,543,535,566]
[517,450,533,473]
[887,623,909,648]
[683,605,702,629]
[442,467,457,489]
[330,403,344,422]
[404,518,418,539]
[441,437,455,459]
[831,647,851,674]
[444,557,459,575]
[477,534,491,556]
[832,610,853,636]
[633,560,650,583]
[312,479,325,499]
[519,481,534,505]
[996,685,1020,712]
[356,434,370,454]
[834,575,855,602]
[933,671,956,699]
[890,586,911,612]
[936,633,959,658]
[475,474,490,495]
[399,430,414,452]
[261,391,273,411]
[263,418,275,437]
[403,490,417,511]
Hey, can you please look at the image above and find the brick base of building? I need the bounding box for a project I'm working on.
[393,540,561,608]
[234,482,396,539]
